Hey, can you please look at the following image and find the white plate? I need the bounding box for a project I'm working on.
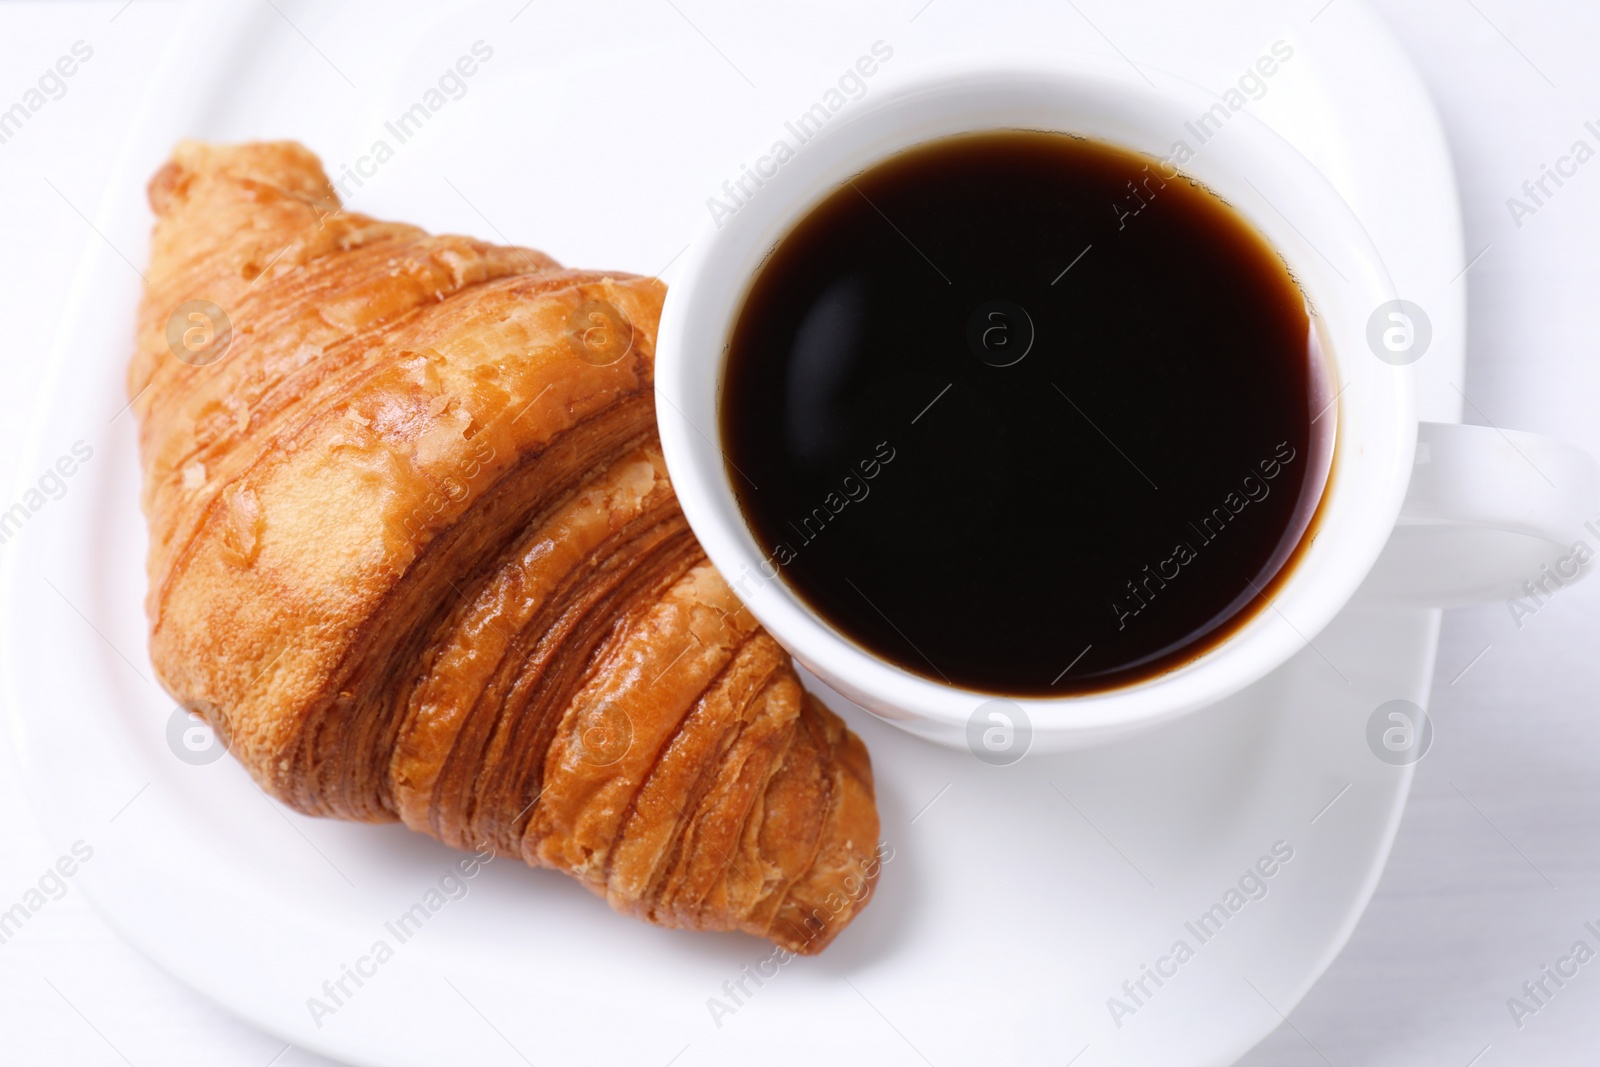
[0,1,1464,1064]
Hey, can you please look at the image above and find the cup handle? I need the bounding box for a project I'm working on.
[1356,422,1600,606]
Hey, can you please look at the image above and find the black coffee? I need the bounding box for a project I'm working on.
[721,131,1330,696]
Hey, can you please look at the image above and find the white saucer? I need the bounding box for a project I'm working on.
[0,1,1464,1064]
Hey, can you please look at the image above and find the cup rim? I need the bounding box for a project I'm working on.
[656,60,1414,741]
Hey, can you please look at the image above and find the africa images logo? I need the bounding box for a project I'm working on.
[966,699,1032,766]
[166,707,229,765]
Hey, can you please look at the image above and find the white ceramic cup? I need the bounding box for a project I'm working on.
[656,63,1599,752]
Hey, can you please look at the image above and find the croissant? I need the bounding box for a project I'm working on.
[128,141,880,953]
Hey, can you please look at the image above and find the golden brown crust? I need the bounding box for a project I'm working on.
[132,140,878,953]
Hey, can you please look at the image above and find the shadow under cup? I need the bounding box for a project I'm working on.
[717,129,1337,698]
